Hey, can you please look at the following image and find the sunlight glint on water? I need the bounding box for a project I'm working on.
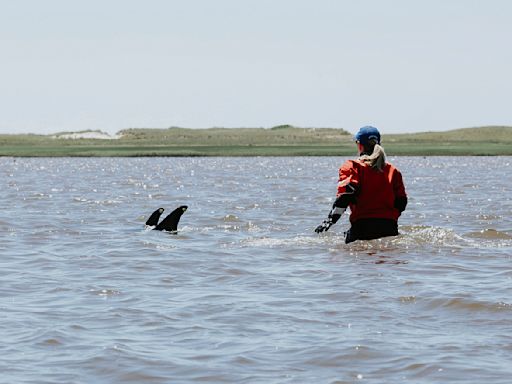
[1,157,511,383]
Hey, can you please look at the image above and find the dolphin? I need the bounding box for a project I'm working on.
[146,206,188,233]
[145,207,165,227]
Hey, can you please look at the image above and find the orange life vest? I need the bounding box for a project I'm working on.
[337,160,407,223]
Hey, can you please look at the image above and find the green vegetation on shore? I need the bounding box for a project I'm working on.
[1,125,511,157]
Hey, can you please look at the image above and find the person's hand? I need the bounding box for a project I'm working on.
[314,206,345,233]
[315,219,332,233]
[314,213,341,233]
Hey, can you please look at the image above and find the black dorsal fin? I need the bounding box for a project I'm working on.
[154,205,188,232]
[146,208,164,226]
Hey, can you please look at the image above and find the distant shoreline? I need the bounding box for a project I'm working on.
[1,126,511,156]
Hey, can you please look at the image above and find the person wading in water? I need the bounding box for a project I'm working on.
[315,126,408,243]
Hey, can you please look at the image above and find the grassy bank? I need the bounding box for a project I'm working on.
[1,126,511,156]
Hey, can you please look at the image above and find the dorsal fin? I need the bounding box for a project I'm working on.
[145,208,164,226]
[154,205,188,232]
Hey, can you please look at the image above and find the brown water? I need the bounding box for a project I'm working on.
[1,156,511,383]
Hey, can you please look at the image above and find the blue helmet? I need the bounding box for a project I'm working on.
[354,126,381,146]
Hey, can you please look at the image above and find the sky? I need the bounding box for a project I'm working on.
[1,0,511,135]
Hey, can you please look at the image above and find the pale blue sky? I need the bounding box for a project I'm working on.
[1,0,511,134]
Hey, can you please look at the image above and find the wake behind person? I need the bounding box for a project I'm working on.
[315,126,408,243]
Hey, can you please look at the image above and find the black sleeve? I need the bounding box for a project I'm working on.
[333,183,358,208]
[394,196,407,212]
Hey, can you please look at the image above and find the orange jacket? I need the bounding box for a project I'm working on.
[337,160,407,223]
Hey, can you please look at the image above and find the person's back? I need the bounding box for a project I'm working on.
[341,160,405,223]
[315,126,407,243]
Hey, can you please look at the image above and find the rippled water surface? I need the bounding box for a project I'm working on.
[1,156,511,383]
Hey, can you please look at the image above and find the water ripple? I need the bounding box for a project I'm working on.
[1,157,511,383]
